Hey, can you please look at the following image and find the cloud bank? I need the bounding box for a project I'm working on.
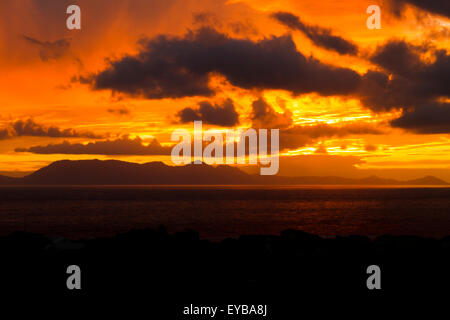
[82,27,361,99]
[15,136,172,155]
[177,99,239,126]
[0,119,103,140]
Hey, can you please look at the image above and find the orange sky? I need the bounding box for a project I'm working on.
[0,0,449,180]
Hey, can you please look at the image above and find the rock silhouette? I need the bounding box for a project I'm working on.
[0,227,448,317]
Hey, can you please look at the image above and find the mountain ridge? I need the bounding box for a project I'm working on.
[0,159,448,185]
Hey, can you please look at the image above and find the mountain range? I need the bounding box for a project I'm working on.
[0,159,448,185]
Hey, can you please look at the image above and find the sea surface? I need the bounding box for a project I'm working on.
[0,185,449,240]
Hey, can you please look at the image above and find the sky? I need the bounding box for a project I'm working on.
[0,0,449,180]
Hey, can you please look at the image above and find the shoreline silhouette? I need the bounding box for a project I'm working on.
[1,227,448,312]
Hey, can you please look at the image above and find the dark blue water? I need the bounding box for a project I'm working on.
[0,186,449,240]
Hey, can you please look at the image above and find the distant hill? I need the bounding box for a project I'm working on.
[19,160,253,185]
[403,175,449,185]
[0,174,20,185]
[0,159,448,185]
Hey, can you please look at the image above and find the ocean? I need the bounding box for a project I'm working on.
[0,185,449,240]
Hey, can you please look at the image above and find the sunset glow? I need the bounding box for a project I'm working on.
[1,0,449,180]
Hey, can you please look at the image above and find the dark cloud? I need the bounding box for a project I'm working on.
[177,99,239,126]
[0,119,103,140]
[386,0,450,18]
[22,35,71,61]
[391,102,450,134]
[358,41,430,111]
[82,27,361,98]
[359,70,417,112]
[107,106,131,116]
[359,40,450,111]
[15,136,172,155]
[360,39,450,133]
[0,128,13,140]
[370,40,426,76]
[271,12,358,56]
[250,98,293,129]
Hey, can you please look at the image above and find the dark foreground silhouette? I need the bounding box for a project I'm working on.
[1,228,448,317]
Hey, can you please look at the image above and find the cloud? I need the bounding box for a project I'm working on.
[177,99,239,126]
[364,144,378,152]
[227,21,258,36]
[0,128,14,140]
[82,27,362,99]
[107,106,131,116]
[271,11,358,56]
[22,35,71,61]
[4,0,253,68]
[427,26,450,40]
[192,12,222,28]
[358,39,450,133]
[359,40,449,110]
[192,11,258,36]
[0,119,103,140]
[250,98,293,129]
[391,102,450,134]
[15,136,172,155]
[386,0,450,18]
[247,98,382,150]
[370,40,427,76]
[280,123,383,150]
[284,123,383,139]
[314,144,328,154]
[359,70,416,112]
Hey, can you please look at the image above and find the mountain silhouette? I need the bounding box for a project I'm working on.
[0,174,20,185]
[403,175,449,185]
[0,159,448,185]
[19,160,252,185]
